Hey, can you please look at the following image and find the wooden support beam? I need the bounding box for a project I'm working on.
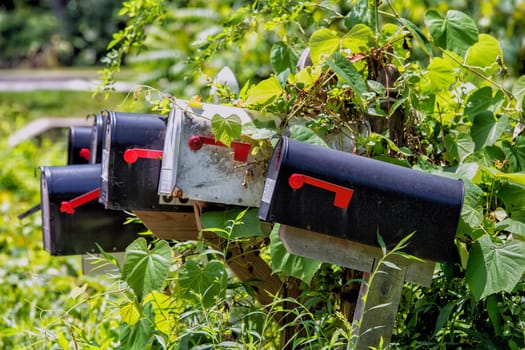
[353,262,407,349]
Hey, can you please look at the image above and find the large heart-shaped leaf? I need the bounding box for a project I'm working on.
[470,112,508,151]
[309,28,340,64]
[178,260,228,308]
[211,113,242,147]
[466,235,525,301]
[121,238,172,301]
[464,87,505,121]
[425,10,478,57]
[465,34,503,76]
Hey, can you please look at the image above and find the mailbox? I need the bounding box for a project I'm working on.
[67,126,92,164]
[99,111,192,212]
[258,137,464,263]
[158,102,275,207]
[88,114,105,164]
[40,164,144,256]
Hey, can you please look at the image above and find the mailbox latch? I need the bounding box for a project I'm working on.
[123,148,164,164]
[288,173,354,209]
[60,188,101,215]
[188,135,250,162]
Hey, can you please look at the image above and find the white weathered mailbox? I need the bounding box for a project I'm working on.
[158,101,278,207]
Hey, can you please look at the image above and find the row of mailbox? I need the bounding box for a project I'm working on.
[38,101,464,263]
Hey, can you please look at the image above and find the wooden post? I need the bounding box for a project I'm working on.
[353,262,407,349]
[279,225,434,349]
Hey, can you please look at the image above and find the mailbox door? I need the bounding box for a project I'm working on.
[259,137,464,263]
[88,114,105,164]
[158,102,269,207]
[41,164,144,256]
[99,112,191,211]
[67,126,92,165]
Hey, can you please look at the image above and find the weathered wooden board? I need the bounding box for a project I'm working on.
[279,225,435,287]
[133,210,198,241]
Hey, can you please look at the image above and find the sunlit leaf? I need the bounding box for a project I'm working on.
[309,28,340,64]
[466,235,525,301]
[465,34,503,75]
[120,315,153,350]
[244,76,284,106]
[211,113,242,147]
[426,57,455,91]
[496,172,525,187]
[121,238,172,301]
[425,10,478,57]
[120,302,140,326]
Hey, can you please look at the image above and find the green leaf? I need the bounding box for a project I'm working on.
[398,17,432,56]
[344,0,372,29]
[425,10,478,57]
[512,75,525,111]
[289,125,328,147]
[211,113,242,147]
[178,260,228,308]
[120,302,141,326]
[309,28,340,64]
[465,34,503,75]
[432,301,456,338]
[244,76,284,106]
[325,52,368,100]
[486,295,503,336]
[496,172,525,187]
[342,24,374,53]
[464,87,505,120]
[466,236,525,301]
[460,204,483,230]
[427,57,455,91]
[496,218,525,239]
[200,208,264,239]
[120,317,153,350]
[497,182,525,211]
[270,41,299,74]
[270,224,322,285]
[121,238,172,301]
[501,136,525,172]
[444,133,475,163]
[470,112,508,151]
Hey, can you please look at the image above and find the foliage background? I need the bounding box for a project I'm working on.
[1,0,524,349]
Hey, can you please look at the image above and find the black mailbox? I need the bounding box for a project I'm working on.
[67,126,92,165]
[99,111,192,211]
[40,164,144,256]
[258,137,464,263]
